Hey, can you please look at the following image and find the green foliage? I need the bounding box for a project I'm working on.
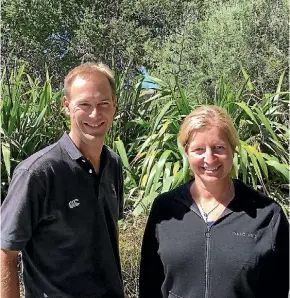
[1,0,186,85]
[1,64,66,198]
[149,0,289,101]
[1,63,288,213]
[3,0,287,98]
[114,71,289,215]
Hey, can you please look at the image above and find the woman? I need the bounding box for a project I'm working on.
[139,106,289,298]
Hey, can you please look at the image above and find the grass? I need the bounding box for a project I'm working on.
[119,214,148,298]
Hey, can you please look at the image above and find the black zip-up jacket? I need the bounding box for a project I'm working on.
[139,179,289,298]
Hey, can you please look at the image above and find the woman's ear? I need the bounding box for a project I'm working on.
[184,144,189,157]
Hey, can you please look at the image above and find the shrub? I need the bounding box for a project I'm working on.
[1,63,66,199]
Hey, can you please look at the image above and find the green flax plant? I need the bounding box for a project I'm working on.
[115,72,289,215]
[107,72,157,198]
[114,76,195,215]
[110,73,175,212]
[1,63,66,198]
[235,72,289,210]
[214,70,289,209]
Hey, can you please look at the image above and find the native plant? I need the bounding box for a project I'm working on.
[1,63,66,198]
[114,71,289,215]
[1,64,288,214]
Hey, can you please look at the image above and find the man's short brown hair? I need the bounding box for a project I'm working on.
[64,62,116,98]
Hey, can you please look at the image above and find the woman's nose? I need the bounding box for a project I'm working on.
[204,149,216,163]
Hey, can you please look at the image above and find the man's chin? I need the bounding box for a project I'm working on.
[83,133,106,142]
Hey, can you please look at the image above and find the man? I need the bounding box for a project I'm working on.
[1,63,124,297]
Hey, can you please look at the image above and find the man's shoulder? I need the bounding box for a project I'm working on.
[15,140,63,174]
[103,145,121,165]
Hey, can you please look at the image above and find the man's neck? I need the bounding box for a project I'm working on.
[69,132,104,173]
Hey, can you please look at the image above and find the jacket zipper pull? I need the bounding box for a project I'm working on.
[205,226,211,238]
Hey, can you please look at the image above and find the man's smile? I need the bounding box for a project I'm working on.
[84,121,105,128]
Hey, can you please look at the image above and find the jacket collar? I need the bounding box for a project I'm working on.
[175,178,249,217]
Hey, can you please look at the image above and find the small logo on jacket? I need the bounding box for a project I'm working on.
[69,199,80,209]
[233,231,257,239]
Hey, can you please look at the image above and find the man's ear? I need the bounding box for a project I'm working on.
[62,96,70,116]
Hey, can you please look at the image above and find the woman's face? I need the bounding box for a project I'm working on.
[186,126,234,184]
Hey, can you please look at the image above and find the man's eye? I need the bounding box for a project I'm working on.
[194,148,204,152]
[215,145,225,150]
[100,102,109,106]
[80,103,89,106]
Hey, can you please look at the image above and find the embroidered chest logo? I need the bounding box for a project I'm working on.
[110,183,117,197]
[233,231,257,239]
[69,199,80,209]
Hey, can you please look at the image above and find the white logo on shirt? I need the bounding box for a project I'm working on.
[69,199,80,209]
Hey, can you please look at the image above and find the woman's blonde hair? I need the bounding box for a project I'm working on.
[179,105,239,153]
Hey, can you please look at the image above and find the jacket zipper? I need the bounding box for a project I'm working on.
[188,203,233,298]
[205,225,211,298]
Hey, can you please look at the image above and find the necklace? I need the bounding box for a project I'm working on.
[199,202,220,222]
[198,182,233,222]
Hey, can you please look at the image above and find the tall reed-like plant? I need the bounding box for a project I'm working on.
[114,72,289,215]
[1,64,66,198]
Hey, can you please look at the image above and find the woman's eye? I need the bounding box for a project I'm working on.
[214,145,226,151]
[194,148,204,153]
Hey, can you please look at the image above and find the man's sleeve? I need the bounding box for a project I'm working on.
[1,168,45,251]
[117,158,124,220]
[139,198,165,298]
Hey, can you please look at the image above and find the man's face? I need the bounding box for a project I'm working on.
[63,74,116,147]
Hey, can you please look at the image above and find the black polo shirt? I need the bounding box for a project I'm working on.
[1,133,124,298]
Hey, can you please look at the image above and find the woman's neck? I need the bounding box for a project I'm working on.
[191,176,233,205]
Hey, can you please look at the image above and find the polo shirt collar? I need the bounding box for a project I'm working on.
[59,132,113,164]
[59,132,83,160]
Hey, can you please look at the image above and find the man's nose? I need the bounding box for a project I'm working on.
[89,107,99,118]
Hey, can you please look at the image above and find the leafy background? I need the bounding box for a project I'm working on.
[1,0,289,297]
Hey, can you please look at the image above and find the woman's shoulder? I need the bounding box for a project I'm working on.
[233,178,284,214]
[154,182,190,204]
[150,182,191,215]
